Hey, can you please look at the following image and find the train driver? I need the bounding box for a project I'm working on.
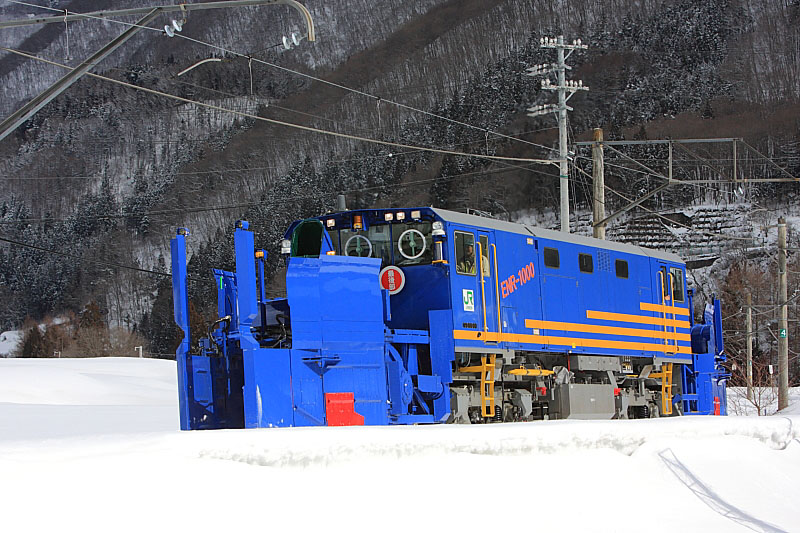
[459,244,476,274]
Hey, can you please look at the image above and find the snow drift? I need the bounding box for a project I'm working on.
[0,357,798,533]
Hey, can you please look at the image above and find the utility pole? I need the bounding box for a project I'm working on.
[592,128,605,239]
[778,217,789,411]
[526,36,588,233]
[746,290,752,401]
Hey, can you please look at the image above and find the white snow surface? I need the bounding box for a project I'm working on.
[1,358,799,533]
[0,329,21,357]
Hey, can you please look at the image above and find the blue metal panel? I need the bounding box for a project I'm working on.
[285,257,323,350]
[291,348,326,426]
[429,309,455,422]
[247,347,294,427]
[212,269,237,326]
[318,255,388,425]
[387,265,449,330]
[323,350,389,425]
[283,253,392,425]
[234,222,293,428]
[170,231,192,430]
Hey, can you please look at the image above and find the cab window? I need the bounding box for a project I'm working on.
[338,221,433,268]
[393,221,433,266]
[670,267,685,303]
[455,231,476,275]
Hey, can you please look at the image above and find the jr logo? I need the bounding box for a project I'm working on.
[463,289,475,312]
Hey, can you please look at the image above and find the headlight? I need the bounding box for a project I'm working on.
[280,239,291,254]
[432,221,445,237]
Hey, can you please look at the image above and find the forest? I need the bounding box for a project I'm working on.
[1,0,799,383]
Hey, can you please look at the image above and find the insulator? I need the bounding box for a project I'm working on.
[493,404,502,421]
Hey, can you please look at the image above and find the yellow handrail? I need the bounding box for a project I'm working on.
[492,243,502,335]
[658,271,668,347]
[477,241,488,334]
[668,272,678,352]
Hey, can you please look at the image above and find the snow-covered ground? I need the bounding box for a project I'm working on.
[0,329,21,357]
[1,358,798,533]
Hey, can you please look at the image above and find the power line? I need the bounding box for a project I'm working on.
[1,123,559,181]
[0,234,182,279]
[173,31,559,155]
[568,161,753,242]
[6,0,559,157]
[1,46,556,167]
[0,161,555,225]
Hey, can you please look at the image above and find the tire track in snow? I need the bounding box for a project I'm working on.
[658,448,787,533]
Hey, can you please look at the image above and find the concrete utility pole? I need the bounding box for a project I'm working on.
[526,36,588,233]
[778,217,789,411]
[592,128,605,239]
[746,290,753,401]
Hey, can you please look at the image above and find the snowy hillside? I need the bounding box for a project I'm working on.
[1,357,798,532]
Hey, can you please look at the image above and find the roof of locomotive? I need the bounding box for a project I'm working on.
[298,207,683,264]
[431,208,684,264]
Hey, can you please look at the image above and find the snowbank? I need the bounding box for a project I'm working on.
[0,329,21,357]
[0,358,798,533]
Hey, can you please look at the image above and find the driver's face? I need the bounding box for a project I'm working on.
[466,245,474,257]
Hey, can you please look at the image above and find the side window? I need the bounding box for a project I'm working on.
[478,235,490,276]
[454,231,476,275]
[579,253,594,274]
[543,247,559,269]
[670,267,685,303]
[615,259,629,279]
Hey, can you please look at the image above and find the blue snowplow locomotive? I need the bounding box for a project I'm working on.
[171,207,727,429]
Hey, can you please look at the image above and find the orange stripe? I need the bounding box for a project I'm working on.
[586,310,690,329]
[524,319,691,342]
[453,330,692,354]
[640,302,690,316]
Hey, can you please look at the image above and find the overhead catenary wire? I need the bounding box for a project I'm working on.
[6,0,559,157]
[7,2,791,235]
[568,162,754,242]
[1,48,564,187]
[1,46,556,167]
[0,161,553,225]
[2,52,762,245]
[0,234,193,280]
[170,34,560,156]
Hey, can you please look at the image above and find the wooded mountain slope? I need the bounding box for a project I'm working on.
[1,0,798,353]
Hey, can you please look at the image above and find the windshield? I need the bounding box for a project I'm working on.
[334,221,433,268]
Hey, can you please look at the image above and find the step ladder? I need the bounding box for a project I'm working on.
[457,354,497,418]
[650,362,674,415]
